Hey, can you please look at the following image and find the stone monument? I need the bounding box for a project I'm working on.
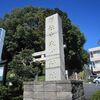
[23,13,85,100]
[45,13,65,81]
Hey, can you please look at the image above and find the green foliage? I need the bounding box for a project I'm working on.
[0,84,8,100]
[8,49,35,81]
[5,49,35,99]
[0,6,89,72]
[12,95,23,100]
[79,71,86,80]
[0,6,89,99]
[64,25,89,72]
[0,84,23,100]
[38,75,45,81]
[91,90,100,100]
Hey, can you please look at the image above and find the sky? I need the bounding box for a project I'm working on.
[0,0,100,50]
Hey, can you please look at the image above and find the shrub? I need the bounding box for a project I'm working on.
[0,84,8,100]
[12,95,23,100]
[91,90,100,100]
[38,75,45,81]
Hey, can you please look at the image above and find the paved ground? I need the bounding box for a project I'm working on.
[83,83,100,100]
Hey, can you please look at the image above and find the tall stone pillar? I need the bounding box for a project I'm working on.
[45,13,65,81]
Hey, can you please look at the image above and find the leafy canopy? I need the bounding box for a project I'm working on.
[0,6,89,74]
[0,6,89,100]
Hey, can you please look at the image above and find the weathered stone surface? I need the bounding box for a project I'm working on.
[33,85,44,92]
[23,80,85,100]
[45,13,65,81]
[57,83,72,92]
[44,92,57,99]
[44,83,56,92]
[33,92,44,99]
[24,85,34,91]
[57,92,72,99]
[23,98,33,100]
[24,91,33,98]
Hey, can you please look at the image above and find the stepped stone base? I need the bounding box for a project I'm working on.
[23,80,85,100]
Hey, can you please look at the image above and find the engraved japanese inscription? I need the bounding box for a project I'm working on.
[45,14,65,81]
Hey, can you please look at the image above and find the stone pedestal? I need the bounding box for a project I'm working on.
[23,80,85,100]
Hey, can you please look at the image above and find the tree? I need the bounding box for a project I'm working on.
[5,49,35,99]
[64,25,89,73]
[7,49,35,81]
[0,6,89,99]
[0,84,8,100]
[0,6,89,73]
